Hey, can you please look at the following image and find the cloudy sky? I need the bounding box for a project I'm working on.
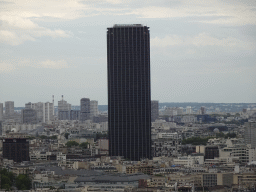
[0,0,255,106]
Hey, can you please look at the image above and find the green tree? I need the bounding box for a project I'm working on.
[79,142,89,148]
[182,137,210,145]
[40,135,48,139]
[96,132,108,140]
[50,135,57,140]
[65,141,79,148]
[16,174,31,190]
[0,169,15,190]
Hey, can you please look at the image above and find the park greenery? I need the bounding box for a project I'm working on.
[182,137,210,145]
[79,142,89,148]
[0,169,31,191]
[215,132,236,139]
[65,141,79,147]
[65,141,89,148]
[96,132,108,140]
[39,135,57,140]
[182,132,237,145]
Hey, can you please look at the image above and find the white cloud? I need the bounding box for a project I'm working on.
[0,62,17,72]
[39,60,69,69]
[151,33,253,49]
[0,58,72,73]
[131,0,256,25]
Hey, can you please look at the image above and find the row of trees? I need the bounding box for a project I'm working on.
[182,137,210,145]
[0,169,31,191]
[182,132,237,145]
[65,141,89,148]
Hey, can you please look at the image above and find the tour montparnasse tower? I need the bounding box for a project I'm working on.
[107,24,151,161]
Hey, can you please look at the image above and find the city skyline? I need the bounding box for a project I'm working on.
[0,0,256,106]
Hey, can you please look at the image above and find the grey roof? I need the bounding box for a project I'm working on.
[35,166,102,176]
[74,173,150,183]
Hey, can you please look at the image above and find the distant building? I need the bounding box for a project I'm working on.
[25,102,54,123]
[244,122,256,148]
[204,146,219,160]
[5,101,14,117]
[107,24,151,161]
[3,138,30,162]
[80,98,90,121]
[0,121,2,136]
[177,107,183,115]
[186,106,192,114]
[44,102,54,122]
[200,106,207,115]
[0,103,3,121]
[151,100,159,122]
[58,98,71,120]
[90,100,98,119]
[21,108,37,124]
[70,110,80,120]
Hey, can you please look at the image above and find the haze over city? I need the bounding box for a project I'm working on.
[1,0,256,106]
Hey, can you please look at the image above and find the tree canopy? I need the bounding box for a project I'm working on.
[79,142,89,148]
[16,174,31,190]
[66,141,79,147]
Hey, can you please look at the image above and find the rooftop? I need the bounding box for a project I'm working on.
[113,24,144,28]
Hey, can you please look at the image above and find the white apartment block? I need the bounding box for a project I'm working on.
[90,100,98,118]
[5,101,14,116]
[25,102,54,123]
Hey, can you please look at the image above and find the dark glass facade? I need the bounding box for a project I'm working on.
[3,138,30,162]
[107,24,151,161]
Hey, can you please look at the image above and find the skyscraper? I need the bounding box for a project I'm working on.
[80,98,90,121]
[90,100,98,119]
[244,122,256,148]
[107,24,151,161]
[5,101,14,117]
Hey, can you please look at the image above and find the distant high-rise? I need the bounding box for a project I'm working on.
[186,106,192,114]
[151,100,159,122]
[44,102,54,122]
[244,122,256,148]
[107,24,151,161]
[0,121,2,136]
[58,97,71,120]
[0,103,3,121]
[5,101,14,117]
[3,138,30,162]
[90,100,98,119]
[70,110,80,120]
[25,101,54,123]
[21,108,37,124]
[201,106,207,115]
[80,98,90,121]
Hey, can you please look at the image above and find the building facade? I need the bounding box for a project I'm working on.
[21,108,37,124]
[151,100,159,122]
[90,100,98,119]
[107,24,151,161]
[80,98,90,121]
[5,101,14,117]
[244,122,256,149]
[58,99,71,120]
[3,138,30,162]
[0,103,3,121]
